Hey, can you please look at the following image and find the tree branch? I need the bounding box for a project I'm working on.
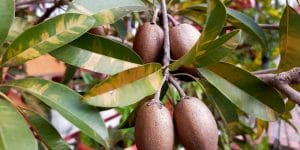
[34,0,68,24]
[223,24,279,31]
[256,67,300,104]
[153,0,171,102]
[16,0,54,7]
[168,76,186,98]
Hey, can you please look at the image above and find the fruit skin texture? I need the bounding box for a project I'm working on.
[135,101,174,150]
[174,97,218,150]
[133,22,164,63]
[170,23,201,60]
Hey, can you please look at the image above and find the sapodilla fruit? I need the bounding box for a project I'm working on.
[133,22,164,63]
[135,100,174,150]
[170,24,201,77]
[170,23,201,60]
[174,97,218,150]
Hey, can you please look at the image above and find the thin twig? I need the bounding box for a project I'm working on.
[35,0,68,24]
[153,0,171,102]
[168,76,186,98]
[223,24,279,31]
[161,0,171,67]
[16,0,54,7]
[167,14,179,26]
[151,8,159,24]
[256,67,300,104]
[153,75,168,101]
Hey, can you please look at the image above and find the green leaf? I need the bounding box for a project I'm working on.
[21,109,71,150]
[0,78,110,148]
[226,122,255,136]
[226,8,268,50]
[0,100,38,150]
[180,5,268,50]
[70,0,147,26]
[83,63,163,107]
[113,19,127,40]
[6,17,31,42]
[198,0,226,44]
[1,13,95,67]
[200,80,239,124]
[279,5,300,72]
[169,0,226,70]
[177,9,206,25]
[0,0,14,45]
[51,34,142,75]
[62,65,77,84]
[198,62,285,121]
[193,29,241,67]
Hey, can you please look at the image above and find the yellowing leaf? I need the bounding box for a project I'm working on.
[1,13,95,67]
[84,63,163,107]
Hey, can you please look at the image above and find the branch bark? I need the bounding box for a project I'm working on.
[34,0,68,24]
[153,0,170,101]
[223,24,279,31]
[16,0,54,7]
[256,67,300,104]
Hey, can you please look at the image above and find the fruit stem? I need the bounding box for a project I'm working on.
[167,14,180,26]
[161,0,171,67]
[168,76,186,98]
[151,7,160,24]
[153,0,171,102]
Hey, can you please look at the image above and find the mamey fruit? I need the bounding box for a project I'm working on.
[170,23,201,59]
[135,100,174,150]
[174,97,218,150]
[133,22,164,63]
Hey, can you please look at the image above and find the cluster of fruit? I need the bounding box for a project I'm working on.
[132,19,219,149]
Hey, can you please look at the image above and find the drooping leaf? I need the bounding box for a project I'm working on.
[83,63,163,107]
[180,5,268,50]
[198,62,285,121]
[51,33,142,75]
[0,100,38,150]
[1,13,95,67]
[279,5,300,72]
[0,78,110,148]
[198,0,226,44]
[70,0,147,26]
[169,0,226,70]
[226,8,268,50]
[0,0,14,45]
[200,80,239,124]
[21,109,71,150]
[193,29,241,68]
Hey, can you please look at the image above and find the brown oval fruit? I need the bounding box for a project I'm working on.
[170,24,201,77]
[174,97,218,150]
[133,22,164,63]
[135,101,174,150]
[170,23,201,59]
